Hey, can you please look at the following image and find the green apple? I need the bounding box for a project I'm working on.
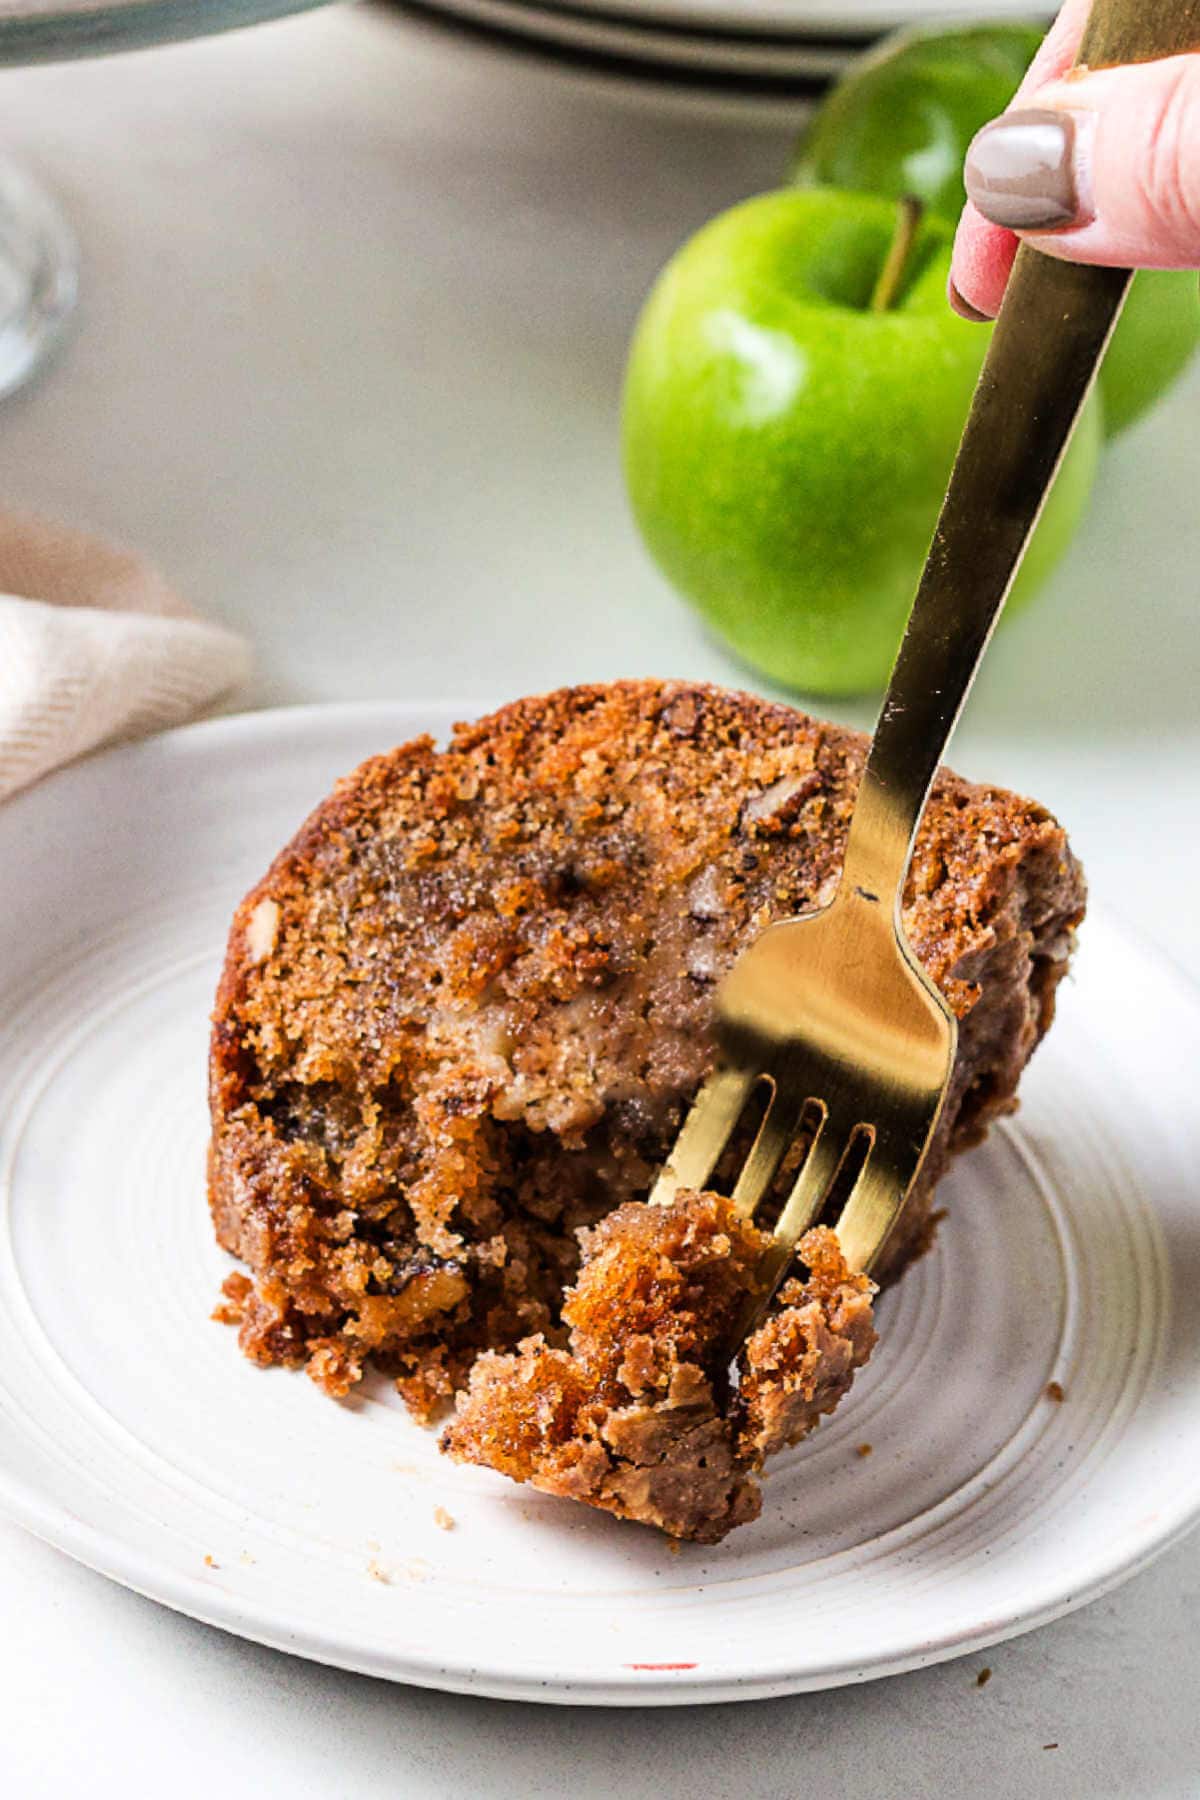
[1096,267,1200,434]
[791,22,1200,436]
[622,188,1102,696]
[793,23,1044,223]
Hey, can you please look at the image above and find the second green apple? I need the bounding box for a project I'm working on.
[791,22,1200,435]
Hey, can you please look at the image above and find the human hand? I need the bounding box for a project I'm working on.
[950,0,1200,320]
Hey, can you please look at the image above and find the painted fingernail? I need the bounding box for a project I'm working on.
[948,278,992,323]
[964,108,1094,232]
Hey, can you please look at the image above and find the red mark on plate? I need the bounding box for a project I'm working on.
[625,1661,698,1671]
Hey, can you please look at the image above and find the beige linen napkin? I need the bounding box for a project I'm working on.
[0,508,251,803]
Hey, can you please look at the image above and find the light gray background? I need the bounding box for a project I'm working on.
[1,5,1198,1793]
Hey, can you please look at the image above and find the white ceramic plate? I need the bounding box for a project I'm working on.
[2,702,1199,1706]
[413,0,858,78]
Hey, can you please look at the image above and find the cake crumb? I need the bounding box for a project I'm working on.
[1046,1381,1066,1403]
[856,1443,873,1458]
[443,1206,875,1542]
[666,1538,682,1556]
[976,1668,992,1688]
[203,1554,219,1570]
[367,1559,391,1584]
[433,1506,455,1532]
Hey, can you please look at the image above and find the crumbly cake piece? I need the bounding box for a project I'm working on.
[441,1194,875,1542]
[209,680,1085,1446]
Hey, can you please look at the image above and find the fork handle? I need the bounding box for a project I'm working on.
[839,0,1200,914]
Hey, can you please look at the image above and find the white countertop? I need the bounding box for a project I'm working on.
[1,5,1198,1791]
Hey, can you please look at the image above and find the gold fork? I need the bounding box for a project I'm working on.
[650,0,1198,1332]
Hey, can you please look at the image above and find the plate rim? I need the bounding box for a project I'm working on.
[435,0,1053,43]
[408,0,858,72]
[1,699,1199,1706]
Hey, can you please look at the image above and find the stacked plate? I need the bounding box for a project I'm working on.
[404,0,1049,87]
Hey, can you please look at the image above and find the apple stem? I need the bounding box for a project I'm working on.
[869,196,926,315]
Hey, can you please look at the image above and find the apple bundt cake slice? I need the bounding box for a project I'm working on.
[209,680,1085,1538]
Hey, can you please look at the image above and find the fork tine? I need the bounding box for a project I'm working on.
[833,1143,913,1275]
[647,1064,756,1207]
[730,1090,807,1220]
[724,1111,846,1346]
[769,1105,841,1258]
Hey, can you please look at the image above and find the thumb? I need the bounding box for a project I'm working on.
[964,54,1200,269]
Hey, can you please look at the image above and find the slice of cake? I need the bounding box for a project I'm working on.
[208,680,1085,1535]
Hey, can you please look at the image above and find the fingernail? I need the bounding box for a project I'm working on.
[965,107,1094,232]
[948,278,992,323]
